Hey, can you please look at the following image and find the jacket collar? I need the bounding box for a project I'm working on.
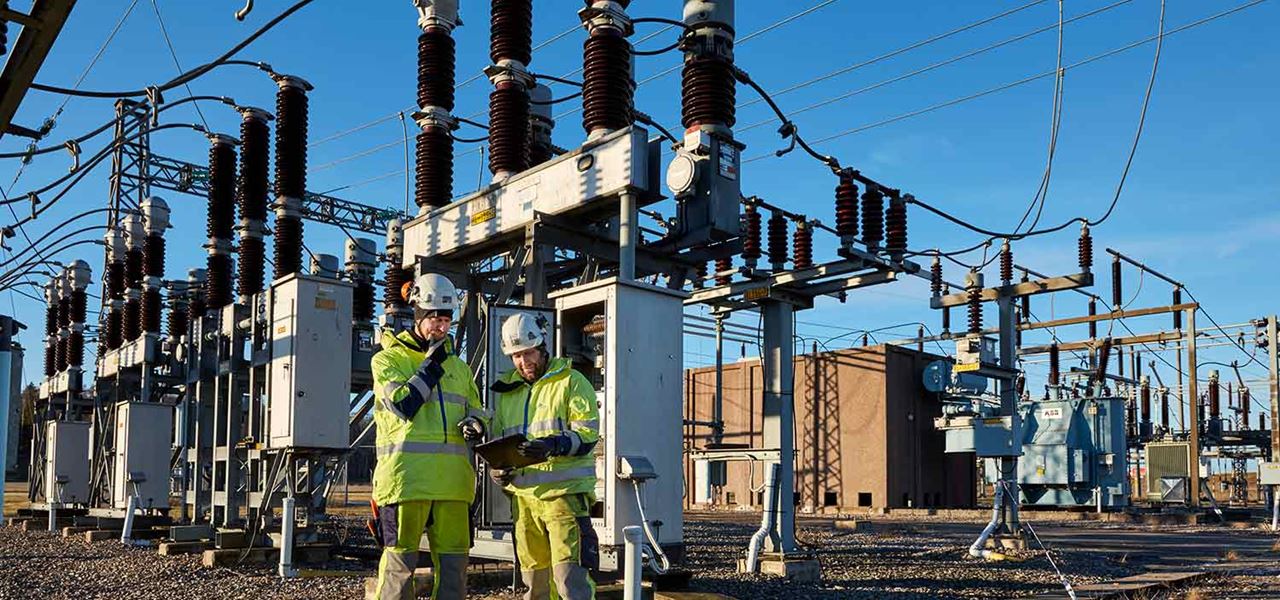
[380,327,453,355]
[498,355,572,387]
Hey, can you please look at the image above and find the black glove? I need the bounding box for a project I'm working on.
[518,435,572,459]
[459,417,485,442]
[416,357,445,390]
[428,342,449,366]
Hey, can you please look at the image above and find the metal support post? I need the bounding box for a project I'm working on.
[1268,315,1278,518]
[619,192,637,281]
[712,314,724,445]
[1187,308,1201,507]
[760,299,796,553]
[279,495,297,577]
[996,297,1021,534]
[622,526,644,600]
[0,316,12,525]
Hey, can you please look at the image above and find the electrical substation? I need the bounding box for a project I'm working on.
[1,1,1279,598]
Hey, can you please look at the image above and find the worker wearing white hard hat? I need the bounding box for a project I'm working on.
[488,312,601,600]
[368,272,486,600]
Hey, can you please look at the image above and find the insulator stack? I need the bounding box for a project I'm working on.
[999,242,1013,285]
[141,236,163,281]
[1209,371,1221,420]
[1078,223,1092,273]
[861,186,884,250]
[142,288,162,334]
[418,29,456,111]
[384,266,412,311]
[1087,299,1098,339]
[70,290,86,330]
[967,284,982,334]
[414,7,458,209]
[415,129,454,209]
[694,261,708,289]
[766,211,788,270]
[715,257,732,286]
[206,254,234,310]
[382,218,411,322]
[272,76,312,279]
[487,0,534,180]
[581,1,634,138]
[237,108,272,300]
[125,248,144,289]
[43,281,57,376]
[1111,255,1123,309]
[344,237,378,324]
[272,212,304,282]
[120,212,145,341]
[55,336,67,372]
[1242,388,1251,428]
[144,226,168,337]
[885,195,907,258]
[1048,343,1060,385]
[57,294,70,329]
[273,78,309,201]
[929,258,942,296]
[68,332,83,369]
[1172,287,1183,330]
[741,204,761,265]
[941,286,952,334]
[103,224,127,350]
[792,221,813,270]
[1161,388,1170,428]
[238,237,265,299]
[681,51,735,130]
[123,299,141,341]
[527,84,556,167]
[166,291,189,343]
[1140,378,1151,424]
[834,174,858,243]
[1019,272,1031,321]
[488,86,530,177]
[204,136,238,309]
[64,260,91,370]
[490,0,533,66]
[206,143,237,242]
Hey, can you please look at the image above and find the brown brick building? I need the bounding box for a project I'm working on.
[683,344,976,512]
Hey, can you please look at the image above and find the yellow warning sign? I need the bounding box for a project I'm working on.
[954,363,980,373]
[470,208,497,225]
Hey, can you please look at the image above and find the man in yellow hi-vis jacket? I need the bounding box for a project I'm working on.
[488,313,600,600]
[369,272,486,600]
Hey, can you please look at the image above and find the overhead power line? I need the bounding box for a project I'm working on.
[738,0,1050,110]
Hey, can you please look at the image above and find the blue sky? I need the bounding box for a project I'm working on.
[1,0,1277,418]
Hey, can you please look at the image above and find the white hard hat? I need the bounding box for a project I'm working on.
[501,313,545,356]
[404,272,458,313]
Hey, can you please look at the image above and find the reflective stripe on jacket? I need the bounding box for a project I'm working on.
[372,328,485,505]
[491,356,600,500]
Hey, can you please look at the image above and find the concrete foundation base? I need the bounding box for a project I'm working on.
[737,554,821,582]
[988,535,1026,551]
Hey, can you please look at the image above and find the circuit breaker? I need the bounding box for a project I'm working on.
[551,277,687,569]
[44,420,90,504]
[267,273,354,449]
[112,401,174,509]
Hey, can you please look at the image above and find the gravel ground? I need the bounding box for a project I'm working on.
[1,514,1246,600]
[679,518,1141,600]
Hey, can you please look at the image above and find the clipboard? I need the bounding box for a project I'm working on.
[474,434,541,470]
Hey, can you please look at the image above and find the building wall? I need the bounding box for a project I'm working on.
[684,344,975,512]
